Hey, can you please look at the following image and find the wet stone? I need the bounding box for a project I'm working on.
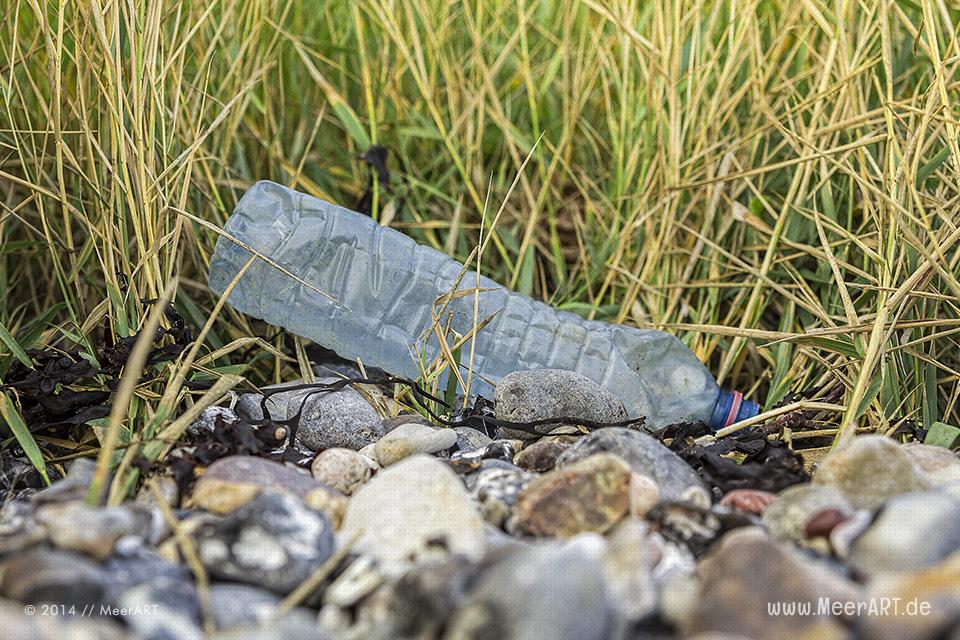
[493,369,627,440]
[195,490,335,594]
[510,453,632,538]
[556,427,709,504]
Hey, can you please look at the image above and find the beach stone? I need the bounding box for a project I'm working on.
[237,379,384,452]
[195,490,335,594]
[849,491,960,574]
[460,459,522,491]
[453,427,493,452]
[35,501,158,560]
[511,453,631,538]
[113,576,202,640]
[323,555,384,608]
[556,427,709,504]
[471,465,536,528]
[859,553,960,640]
[719,488,776,515]
[341,455,485,577]
[602,519,660,621]
[210,584,282,630]
[209,612,329,640]
[902,442,960,485]
[372,423,457,467]
[0,548,108,606]
[683,528,860,640]
[310,448,376,495]
[515,439,570,472]
[812,435,932,509]
[0,598,127,640]
[445,542,611,640]
[298,382,384,452]
[101,547,194,602]
[0,499,46,555]
[763,484,854,545]
[494,369,627,440]
[629,473,661,518]
[135,475,180,508]
[188,455,337,514]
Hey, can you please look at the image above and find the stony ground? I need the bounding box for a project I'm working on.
[1,368,959,640]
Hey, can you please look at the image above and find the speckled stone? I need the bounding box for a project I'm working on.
[812,435,932,509]
[310,448,376,495]
[340,455,485,577]
[494,369,627,440]
[511,453,632,537]
[556,428,709,504]
[195,490,335,594]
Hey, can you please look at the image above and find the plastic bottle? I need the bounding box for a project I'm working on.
[208,181,758,430]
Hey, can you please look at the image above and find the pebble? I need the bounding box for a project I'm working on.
[629,473,661,518]
[209,611,329,640]
[493,369,627,440]
[849,491,960,574]
[762,484,854,546]
[195,490,335,593]
[209,583,282,630]
[453,426,493,452]
[323,555,384,607]
[340,455,485,577]
[0,499,46,554]
[237,379,384,452]
[460,458,522,491]
[0,548,108,606]
[471,464,536,528]
[683,528,860,640]
[188,455,338,514]
[812,435,932,509]
[113,576,203,640]
[371,422,457,466]
[445,541,611,640]
[602,519,660,621]
[310,448,376,495]
[510,453,631,537]
[902,441,960,485]
[719,488,776,515]
[860,553,960,640]
[514,439,570,472]
[34,501,160,560]
[556,427,710,504]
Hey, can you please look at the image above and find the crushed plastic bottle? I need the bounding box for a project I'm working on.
[208,181,758,430]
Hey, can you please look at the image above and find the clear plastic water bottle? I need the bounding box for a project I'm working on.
[208,181,758,430]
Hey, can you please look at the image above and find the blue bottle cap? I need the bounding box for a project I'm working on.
[709,390,760,431]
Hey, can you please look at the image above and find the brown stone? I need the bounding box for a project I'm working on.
[187,455,338,514]
[511,453,631,538]
[515,439,571,473]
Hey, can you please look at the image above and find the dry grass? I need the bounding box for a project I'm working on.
[2,1,959,485]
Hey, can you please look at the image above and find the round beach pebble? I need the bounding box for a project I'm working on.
[311,448,377,495]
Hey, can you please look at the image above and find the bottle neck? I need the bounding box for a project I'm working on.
[709,390,760,430]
